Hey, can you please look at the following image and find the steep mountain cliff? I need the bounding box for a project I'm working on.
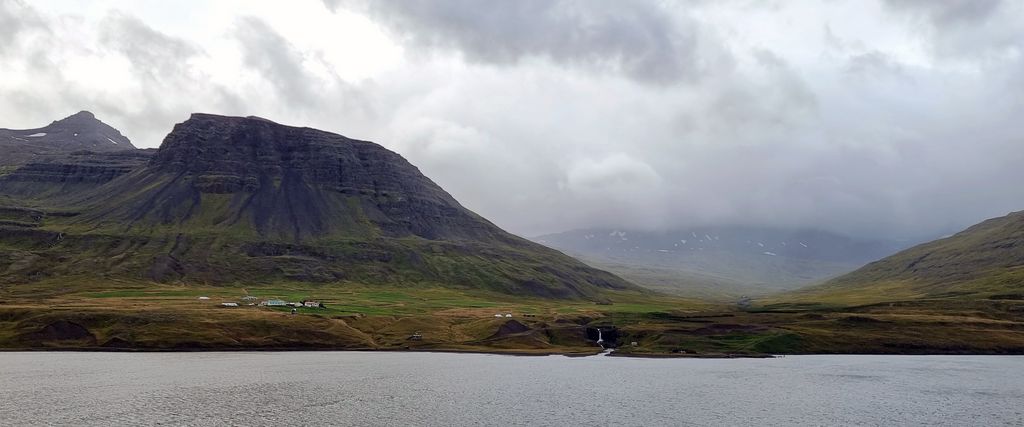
[0,113,633,299]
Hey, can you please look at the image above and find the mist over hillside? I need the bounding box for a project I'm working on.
[536,226,917,298]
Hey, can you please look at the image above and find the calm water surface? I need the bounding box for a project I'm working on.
[0,352,1021,426]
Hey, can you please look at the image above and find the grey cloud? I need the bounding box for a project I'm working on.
[0,0,49,54]
[324,0,730,85]
[232,16,375,121]
[884,0,1003,26]
[234,17,319,108]
[844,51,908,80]
[99,12,201,82]
[884,0,1022,59]
[676,50,817,141]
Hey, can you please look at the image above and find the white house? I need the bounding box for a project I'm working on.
[303,301,320,308]
[261,299,287,307]
[221,302,239,307]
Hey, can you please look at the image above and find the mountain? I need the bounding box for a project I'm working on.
[0,149,155,200]
[0,111,135,167]
[0,113,633,299]
[786,211,1024,304]
[535,227,912,299]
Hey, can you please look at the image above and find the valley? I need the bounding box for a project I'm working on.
[536,227,914,300]
[1,112,1023,357]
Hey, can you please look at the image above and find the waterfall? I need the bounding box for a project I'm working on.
[596,328,604,348]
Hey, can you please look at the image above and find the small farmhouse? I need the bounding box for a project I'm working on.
[261,299,287,307]
[221,302,239,307]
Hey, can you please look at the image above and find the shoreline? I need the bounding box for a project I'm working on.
[3,346,1021,358]
[0,346,604,357]
[0,345,758,358]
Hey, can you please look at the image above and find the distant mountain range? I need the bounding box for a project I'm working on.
[0,111,135,167]
[535,227,915,299]
[0,112,633,299]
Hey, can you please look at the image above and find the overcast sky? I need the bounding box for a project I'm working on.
[2,0,1023,239]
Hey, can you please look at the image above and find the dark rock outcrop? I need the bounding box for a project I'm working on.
[23,321,97,344]
[489,319,531,339]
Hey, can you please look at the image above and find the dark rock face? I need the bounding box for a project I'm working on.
[0,150,153,196]
[128,113,506,241]
[0,111,136,166]
[0,150,152,203]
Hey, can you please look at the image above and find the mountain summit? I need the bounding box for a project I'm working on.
[0,111,135,166]
[0,113,633,298]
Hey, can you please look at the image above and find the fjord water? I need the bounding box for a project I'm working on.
[1,353,1021,426]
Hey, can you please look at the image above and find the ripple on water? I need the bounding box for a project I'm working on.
[0,353,1021,426]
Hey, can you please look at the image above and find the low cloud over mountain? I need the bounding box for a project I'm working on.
[2,0,1023,240]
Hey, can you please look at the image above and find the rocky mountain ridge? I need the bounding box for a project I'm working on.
[0,111,135,166]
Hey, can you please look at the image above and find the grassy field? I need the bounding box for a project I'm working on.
[0,279,710,354]
[3,278,1024,356]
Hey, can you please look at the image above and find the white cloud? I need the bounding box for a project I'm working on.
[565,153,661,195]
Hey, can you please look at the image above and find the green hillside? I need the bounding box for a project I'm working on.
[777,211,1024,305]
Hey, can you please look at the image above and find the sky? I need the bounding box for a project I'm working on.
[1,0,1022,239]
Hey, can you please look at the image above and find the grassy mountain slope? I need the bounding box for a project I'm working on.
[779,211,1024,305]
